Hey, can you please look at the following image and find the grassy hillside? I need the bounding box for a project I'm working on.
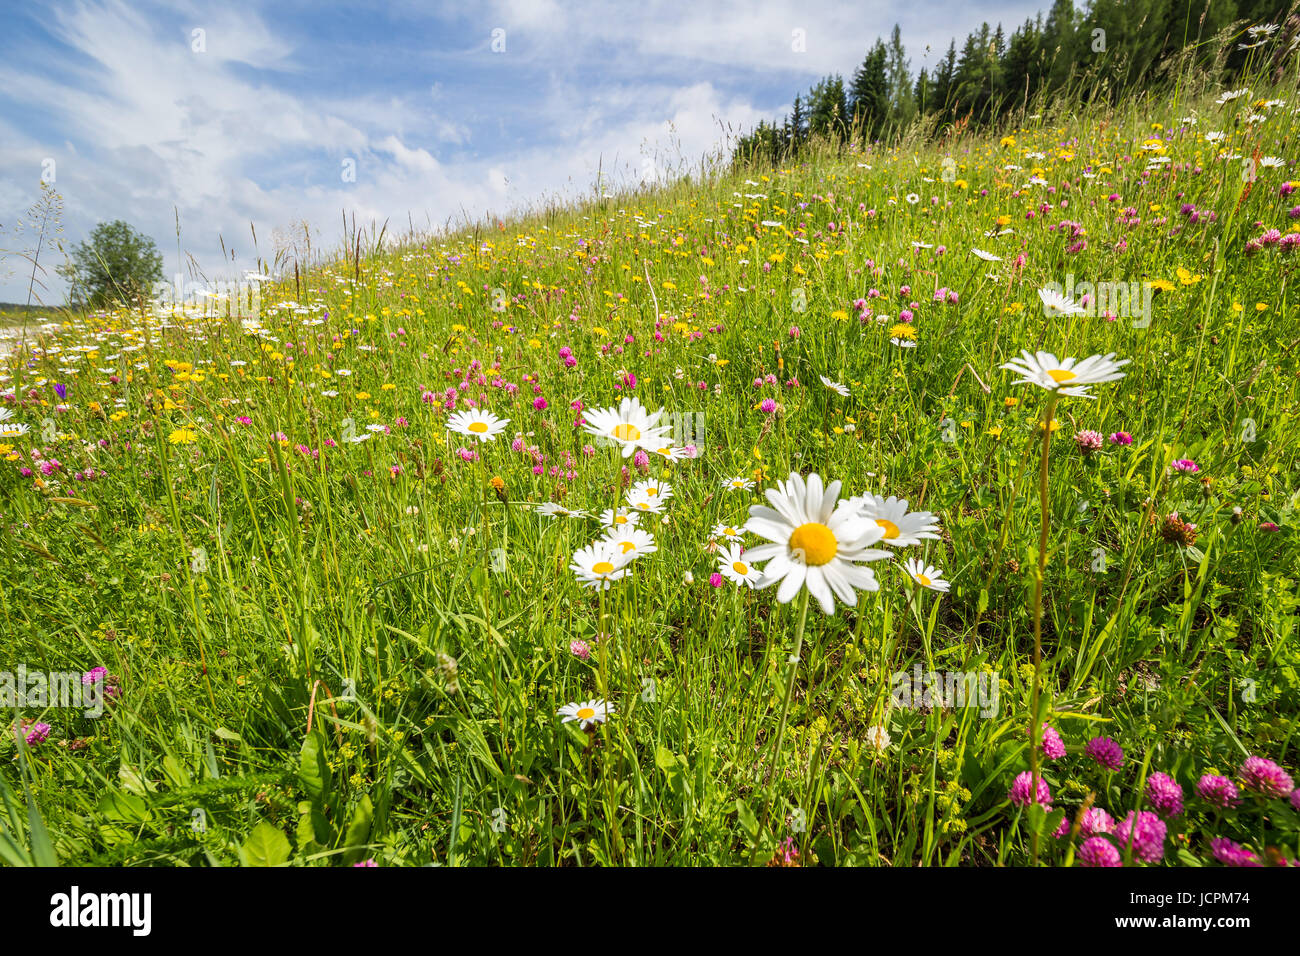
[2,70,1299,867]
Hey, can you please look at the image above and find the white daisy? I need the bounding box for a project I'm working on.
[1038,287,1087,317]
[557,698,615,729]
[603,524,657,560]
[533,502,590,519]
[447,408,510,443]
[717,544,763,588]
[819,375,850,397]
[582,396,672,457]
[742,471,892,616]
[903,557,951,592]
[0,421,29,438]
[1000,350,1129,399]
[570,541,632,590]
[626,490,666,514]
[646,442,689,462]
[850,494,941,547]
[599,507,640,530]
[721,476,755,492]
[712,522,745,541]
[629,478,672,506]
[972,248,1002,261]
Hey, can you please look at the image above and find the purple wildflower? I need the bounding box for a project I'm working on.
[1115,811,1166,863]
[1084,736,1124,771]
[1077,837,1122,867]
[1146,772,1184,818]
[1240,756,1294,799]
[1008,771,1052,808]
[1196,774,1241,809]
[1211,838,1260,868]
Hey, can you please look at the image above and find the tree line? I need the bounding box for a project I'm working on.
[734,0,1298,163]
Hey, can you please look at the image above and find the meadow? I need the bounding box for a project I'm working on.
[2,68,1299,868]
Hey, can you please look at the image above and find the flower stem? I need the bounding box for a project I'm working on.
[1029,394,1057,866]
[761,587,811,839]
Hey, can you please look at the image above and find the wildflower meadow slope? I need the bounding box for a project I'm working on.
[3,73,1300,867]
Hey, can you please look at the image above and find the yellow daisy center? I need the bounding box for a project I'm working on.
[723,527,735,536]
[612,423,640,441]
[732,561,749,575]
[576,707,595,720]
[614,515,628,524]
[592,561,615,575]
[468,421,489,433]
[789,522,837,566]
[645,487,658,496]
[876,518,901,539]
[1047,369,1076,383]
[916,574,931,587]
[619,541,636,553]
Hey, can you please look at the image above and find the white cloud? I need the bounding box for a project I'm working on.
[0,0,1042,301]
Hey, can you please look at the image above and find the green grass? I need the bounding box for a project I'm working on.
[1,67,1298,867]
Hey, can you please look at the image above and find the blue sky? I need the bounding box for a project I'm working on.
[0,0,1045,303]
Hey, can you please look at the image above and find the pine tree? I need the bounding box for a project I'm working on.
[1002,19,1041,109]
[1041,0,1079,91]
[886,25,915,132]
[849,42,890,140]
[930,41,958,119]
[788,94,807,144]
[807,75,849,140]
